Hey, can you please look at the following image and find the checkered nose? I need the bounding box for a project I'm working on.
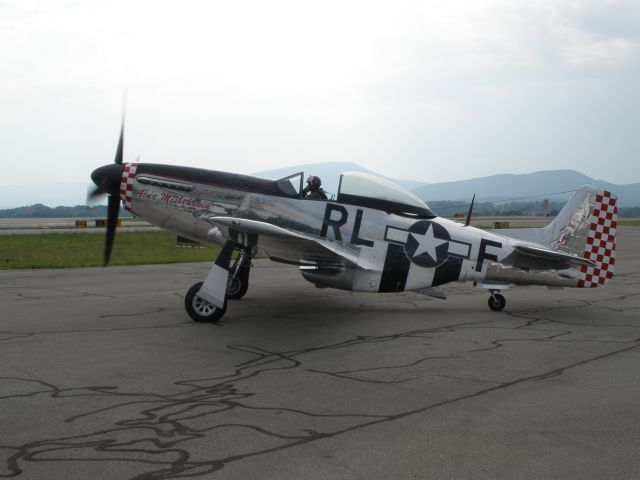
[91,163,125,197]
[119,163,138,210]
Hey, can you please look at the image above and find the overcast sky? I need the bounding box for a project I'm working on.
[2,0,639,197]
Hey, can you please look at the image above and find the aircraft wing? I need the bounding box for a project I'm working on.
[512,242,595,268]
[206,216,378,270]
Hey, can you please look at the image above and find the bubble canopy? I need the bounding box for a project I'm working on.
[337,172,435,218]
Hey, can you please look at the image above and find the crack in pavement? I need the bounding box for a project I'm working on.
[1,321,638,479]
[99,308,168,319]
[0,322,195,343]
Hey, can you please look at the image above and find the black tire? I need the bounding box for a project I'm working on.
[185,282,227,322]
[488,293,506,312]
[226,263,250,300]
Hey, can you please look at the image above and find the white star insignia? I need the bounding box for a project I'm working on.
[411,224,448,262]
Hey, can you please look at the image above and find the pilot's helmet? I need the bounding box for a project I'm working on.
[310,176,322,189]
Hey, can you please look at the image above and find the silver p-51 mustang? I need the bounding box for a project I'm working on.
[89,125,617,322]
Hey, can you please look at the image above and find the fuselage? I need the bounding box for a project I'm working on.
[115,162,580,292]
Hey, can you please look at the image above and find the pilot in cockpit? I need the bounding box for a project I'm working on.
[302,175,328,200]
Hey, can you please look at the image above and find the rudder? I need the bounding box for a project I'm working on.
[577,190,617,288]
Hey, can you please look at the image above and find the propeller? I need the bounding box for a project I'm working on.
[88,118,126,265]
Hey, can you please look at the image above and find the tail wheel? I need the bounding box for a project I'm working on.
[185,282,227,322]
[488,293,506,312]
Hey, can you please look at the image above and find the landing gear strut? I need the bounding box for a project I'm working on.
[184,242,252,322]
[488,290,506,311]
[226,249,251,300]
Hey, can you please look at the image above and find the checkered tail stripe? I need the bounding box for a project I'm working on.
[577,190,617,288]
[119,163,138,211]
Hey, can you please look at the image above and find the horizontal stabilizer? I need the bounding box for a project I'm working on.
[512,242,595,268]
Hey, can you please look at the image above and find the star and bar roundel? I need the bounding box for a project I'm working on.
[385,220,471,268]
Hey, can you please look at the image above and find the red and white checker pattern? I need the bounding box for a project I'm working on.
[119,163,138,211]
[578,190,617,288]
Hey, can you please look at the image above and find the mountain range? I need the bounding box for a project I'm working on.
[411,170,640,206]
[256,162,640,207]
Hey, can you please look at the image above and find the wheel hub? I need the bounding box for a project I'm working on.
[226,277,241,296]
[193,295,216,316]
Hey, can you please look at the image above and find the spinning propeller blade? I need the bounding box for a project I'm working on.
[87,177,110,201]
[104,194,120,265]
[114,117,124,165]
[89,116,127,265]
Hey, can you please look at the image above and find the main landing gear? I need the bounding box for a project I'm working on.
[184,243,252,322]
[488,290,506,311]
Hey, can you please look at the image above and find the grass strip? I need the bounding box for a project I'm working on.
[619,219,640,227]
[0,231,220,270]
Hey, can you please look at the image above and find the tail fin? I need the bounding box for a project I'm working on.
[544,186,617,287]
[497,185,618,287]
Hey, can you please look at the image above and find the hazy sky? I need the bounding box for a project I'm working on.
[2,0,639,195]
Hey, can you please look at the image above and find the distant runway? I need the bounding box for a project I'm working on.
[0,217,159,235]
[1,228,639,479]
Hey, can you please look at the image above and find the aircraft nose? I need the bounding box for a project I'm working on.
[91,163,125,196]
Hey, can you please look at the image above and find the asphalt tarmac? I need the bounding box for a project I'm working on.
[1,228,639,480]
